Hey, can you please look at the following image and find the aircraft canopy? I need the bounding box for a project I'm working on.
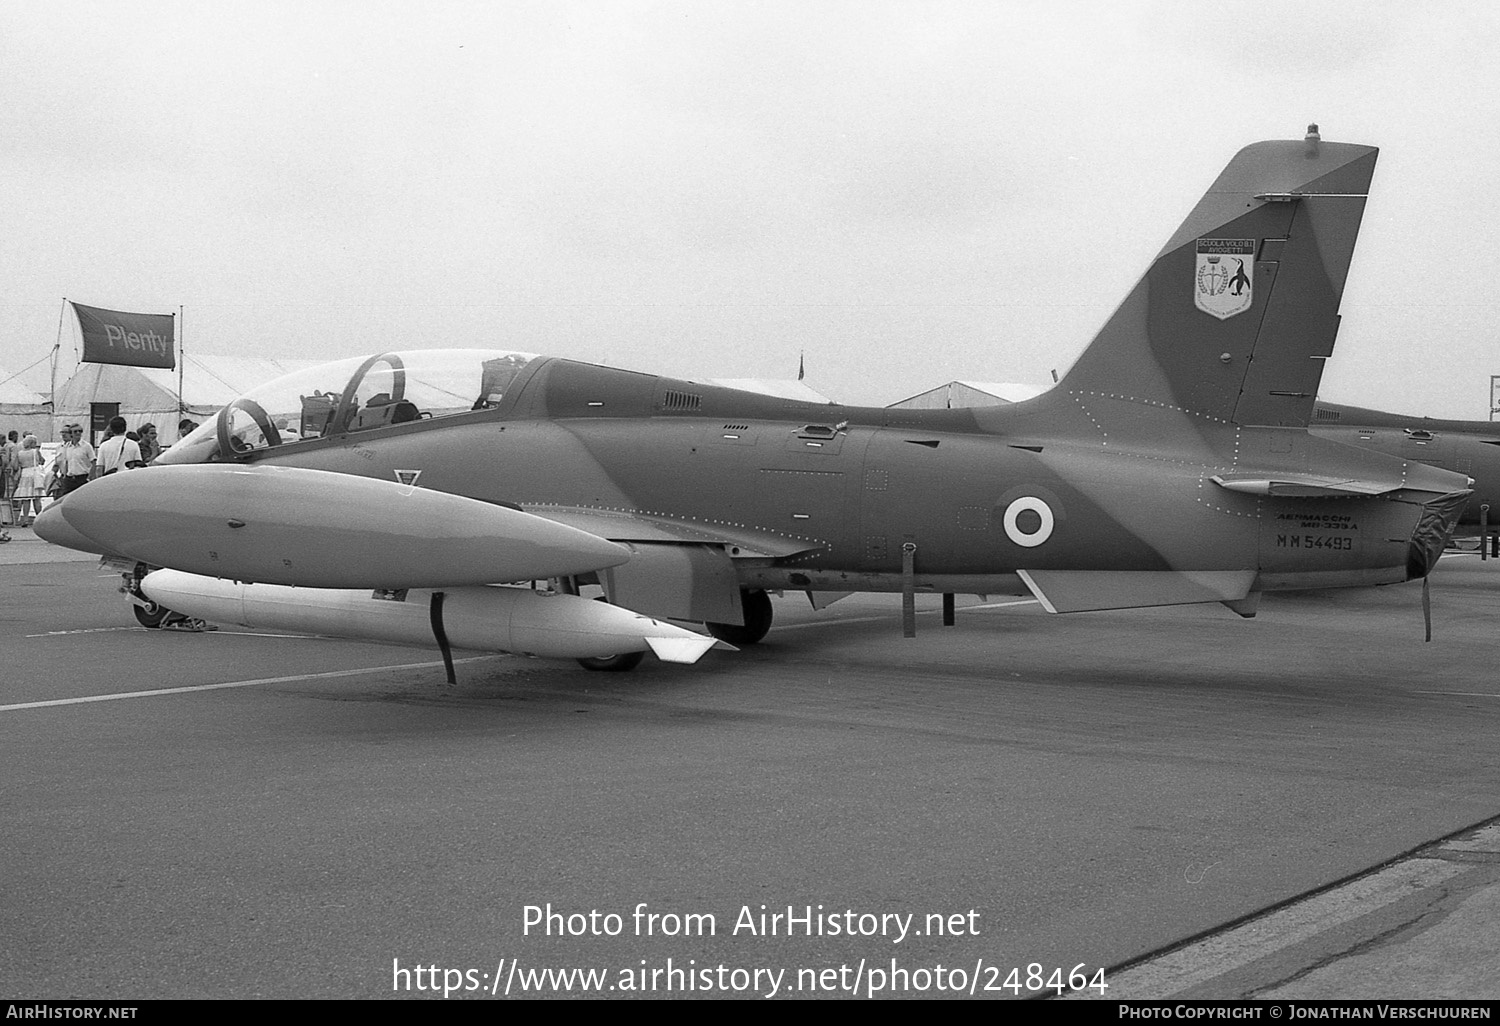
[159,349,541,465]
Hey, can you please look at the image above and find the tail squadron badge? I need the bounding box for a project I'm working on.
[1195,238,1256,320]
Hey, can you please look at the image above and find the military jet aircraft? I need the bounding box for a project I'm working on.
[1310,401,1500,533]
[36,128,1473,672]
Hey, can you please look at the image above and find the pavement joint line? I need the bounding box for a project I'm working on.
[1414,691,1500,698]
[26,626,147,637]
[1062,858,1470,999]
[1247,906,1442,1000]
[1440,824,1500,853]
[27,627,344,639]
[0,656,498,713]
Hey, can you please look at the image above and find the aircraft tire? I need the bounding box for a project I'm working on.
[133,602,170,629]
[577,651,646,672]
[706,588,773,646]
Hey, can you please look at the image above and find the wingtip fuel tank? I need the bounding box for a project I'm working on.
[139,569,730,664]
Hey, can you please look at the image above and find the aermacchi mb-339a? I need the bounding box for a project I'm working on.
[37,128,1473,673]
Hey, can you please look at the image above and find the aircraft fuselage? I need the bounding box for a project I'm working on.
[237,358,1439,597]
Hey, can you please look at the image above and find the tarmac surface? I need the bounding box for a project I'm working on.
[2,523,1498,1000]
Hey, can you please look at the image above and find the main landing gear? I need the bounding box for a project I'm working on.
[705,588,773,647]
[575,588,773,671]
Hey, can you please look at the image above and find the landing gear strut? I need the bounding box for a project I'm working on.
[121,563,171,628]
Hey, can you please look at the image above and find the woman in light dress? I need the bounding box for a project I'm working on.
[12,435,47,525]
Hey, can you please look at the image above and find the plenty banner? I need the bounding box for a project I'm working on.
[72,302,175,369]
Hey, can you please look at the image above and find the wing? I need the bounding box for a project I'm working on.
[525,505,823,623]
[526,504,818,559]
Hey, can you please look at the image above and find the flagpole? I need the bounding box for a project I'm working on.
[177,305,185,418]
[51,299,68,442]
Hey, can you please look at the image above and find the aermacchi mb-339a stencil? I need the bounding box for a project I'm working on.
[37,126,1472,673]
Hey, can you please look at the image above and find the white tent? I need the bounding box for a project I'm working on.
[51,354,320,443]
[888,380,1046,410]
[0,365,50,440]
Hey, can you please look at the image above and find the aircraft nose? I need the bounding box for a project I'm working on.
[32,500,113,555]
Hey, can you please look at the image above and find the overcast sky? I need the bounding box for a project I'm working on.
[3,0,1498,413]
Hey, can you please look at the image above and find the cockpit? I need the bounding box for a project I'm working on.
[158,349,541,465]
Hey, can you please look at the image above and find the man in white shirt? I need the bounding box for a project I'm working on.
[95,416,142,477]
[54,423,96,495]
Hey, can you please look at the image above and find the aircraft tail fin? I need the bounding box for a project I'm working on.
[1057,127,1377,428]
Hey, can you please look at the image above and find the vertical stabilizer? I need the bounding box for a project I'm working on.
[1058,128,1376,428]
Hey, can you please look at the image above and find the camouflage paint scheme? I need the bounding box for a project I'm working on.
[40,132,1474,649]
[1310,402,1500,529]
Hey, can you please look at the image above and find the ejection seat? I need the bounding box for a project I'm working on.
[349,392,421,431]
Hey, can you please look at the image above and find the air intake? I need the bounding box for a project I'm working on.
[661,390,702,412]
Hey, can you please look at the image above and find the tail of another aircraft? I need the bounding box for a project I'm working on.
[1057,127,1376,429]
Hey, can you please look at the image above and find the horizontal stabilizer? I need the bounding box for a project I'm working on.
[1211,472,1392,497]
[1017,569,1257,613]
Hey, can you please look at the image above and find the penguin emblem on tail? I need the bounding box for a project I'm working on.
[1229,258,1251,297]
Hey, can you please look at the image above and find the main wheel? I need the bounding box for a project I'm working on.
[577,651,646,672]
[705,588,773,645]
[133,602,170,629]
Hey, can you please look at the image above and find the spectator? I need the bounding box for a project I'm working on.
[2,430,18,511]
[53,423,95,495]
[12,435,46,524]
[96,416,143,477]
[137,423,160,464]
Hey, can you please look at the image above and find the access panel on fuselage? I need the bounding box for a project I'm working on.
[745,424,872,566]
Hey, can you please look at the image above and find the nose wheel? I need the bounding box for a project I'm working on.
[132,600,170,629]
[121,565,172,628]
